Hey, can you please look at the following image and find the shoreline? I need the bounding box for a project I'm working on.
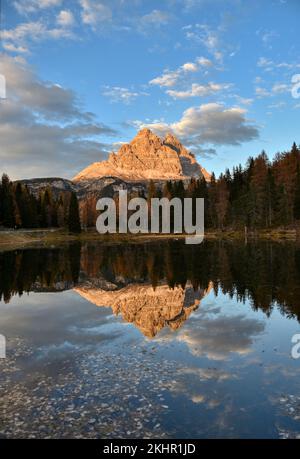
[0,227,300,252]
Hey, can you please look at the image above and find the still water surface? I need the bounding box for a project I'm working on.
[0,240,300,438]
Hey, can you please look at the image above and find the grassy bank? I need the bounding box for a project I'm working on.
[0,229,190,251]
[1,227,300,251]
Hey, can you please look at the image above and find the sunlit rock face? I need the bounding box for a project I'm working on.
[74,281,213,338]
[73,129,211,183]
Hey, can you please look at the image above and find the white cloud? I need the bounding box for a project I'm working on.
[57,10,75,27]
[102,86,148,104]
[0,55,116,179]
[257,57,300,72]
[255,86,271,98]
[197,56,213,67]
[2,43,29,54]
[139,9,170,27]
[181,62,198,72]
[80,0,112,28]
[272,83,289,94]
[175,314,265,360]
[255,81,290,98]
[257,57,274,71]
[234,96,254,106]
[185,24,223,62]
[254,76,263,84]
[2,20,76,53]
[268,101,286,109]
[149,56,214,88]
[166,82,232,99]
[132,102,259,149]
[150,70,180,88]
[13,0,62,15]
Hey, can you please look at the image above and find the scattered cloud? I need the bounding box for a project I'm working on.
[57,10,75,27]
[257,57,300,72]
[2,43,29,54]
[233,96,254,106]
[132,102,259,154]
[166,82,232,99]
[255,86,271,98]
[181,62,198,72]
[256,29,279,49]
[197,56,213,67]
[0,55,117,179]
[184,24,223,62]
[101,86,148,104]
[257,57,274,71]
[150,70,180,88]
[139,9,171,28]
[175,313,265,360]
[255,81,290,98]
[80,0,112,28]
[159,302,265,360]
[13,0,62,15]
[2,19,76,53]
[272,82,290,94]
[149,56,214,88]
[268,101,286,109]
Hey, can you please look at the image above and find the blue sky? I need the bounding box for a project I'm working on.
[0,0,300,180]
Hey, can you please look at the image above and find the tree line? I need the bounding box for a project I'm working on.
[85,240,300,322]
[147,142,300,230]
[1,142,300,232]
[0,174,81,233]
[2,240,300,322]
[0,244,81,303]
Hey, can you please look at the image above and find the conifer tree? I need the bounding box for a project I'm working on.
[294,165,300,220]
[68,192,81,233]
[0,174,15,228]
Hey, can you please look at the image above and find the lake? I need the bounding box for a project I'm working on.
[0,240,300,439]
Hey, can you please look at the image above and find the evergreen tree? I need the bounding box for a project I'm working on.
[0,174,15,228]
[294,165,300,220]
[68,192,81,233]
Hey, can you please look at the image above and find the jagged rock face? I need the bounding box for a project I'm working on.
[73,128,211,182]
[74,281,213,338]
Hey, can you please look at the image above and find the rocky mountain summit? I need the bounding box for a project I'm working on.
[73,128,211,183]
[15,129,211,228]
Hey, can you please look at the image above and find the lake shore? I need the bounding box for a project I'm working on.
[1,227,300,252]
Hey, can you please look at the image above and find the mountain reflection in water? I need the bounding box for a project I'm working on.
[1,240,300,439]
[1,240,300,337]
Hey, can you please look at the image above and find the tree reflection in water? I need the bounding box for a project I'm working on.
[1,240,300,326]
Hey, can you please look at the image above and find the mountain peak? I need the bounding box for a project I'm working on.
[73,129,211,182]
[136,128,153,137]
[163,133,187,155]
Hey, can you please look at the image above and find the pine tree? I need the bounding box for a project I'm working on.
[0,174,15,228]
[208,173,217,228]
[68,192,81,233]
[294,165,300,220]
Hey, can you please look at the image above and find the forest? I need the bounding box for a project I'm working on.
[147,141,300,231]
[1,142,300,232]
[0,175,81,233]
